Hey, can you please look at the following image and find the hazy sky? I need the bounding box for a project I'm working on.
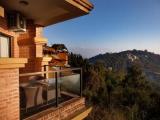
[44,0,160,58]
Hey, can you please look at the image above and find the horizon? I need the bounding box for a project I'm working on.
[44,0,160,58]
[70,48,160,58]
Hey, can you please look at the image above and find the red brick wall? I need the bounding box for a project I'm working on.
[18,20,36,58]
[60,98,85,119]
[11,34,20,58]
[0,11,20,120]
[0,15,8,29]
[0,10,49,120]
[0,11,46,120]
[17,22,45,59]
[0,15,19,58]
[20,59,36,74]
[36,44,43,57]
[36,26,43,38]
[0,69,20,120]
[18,21,48,75]
[25,98,86,120]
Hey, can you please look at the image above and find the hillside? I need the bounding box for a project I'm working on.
[89,50,160,84]
[69,51,160,119]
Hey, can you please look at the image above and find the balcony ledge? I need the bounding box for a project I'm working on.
[66,107,92,120]
[0,58,27,69]
[24,97,87,120]
[35,57,52,65]
[34,37,48,44]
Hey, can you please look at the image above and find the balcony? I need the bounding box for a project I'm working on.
[19,67,90,120]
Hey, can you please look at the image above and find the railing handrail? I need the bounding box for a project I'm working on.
[19,67,83,115]
[19,67,82,77]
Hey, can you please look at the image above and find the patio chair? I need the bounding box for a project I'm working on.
[29,75,45,84]
[33,77,61,103]
[24,86,38,110]
[43,86,61,103]
[23,85,44,111]
[36,86,44,105]
[36,81,61,103]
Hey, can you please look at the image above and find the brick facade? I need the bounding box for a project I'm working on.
[18,20,36,58]
[0,13,25,120]
[0,5,90,120]
[25,98,86,120]
[0,11,49,120]
[0,16,19,58]
[0,69,20,120]
[18,20,49,74]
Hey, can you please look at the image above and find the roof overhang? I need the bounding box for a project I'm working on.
[0,0,93,26]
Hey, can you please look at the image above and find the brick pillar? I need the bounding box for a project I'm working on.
[19,25,50,75]
[33,26,50,75]
[34,57,52,78]
[34,26,48,58]
[12,34,19,58]
[0,58,27,120]
[0,69,19,120]
[18,20,36,59]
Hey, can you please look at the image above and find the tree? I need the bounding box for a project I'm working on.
[122,64,151,120]
[52,44,68,51]
[68,52,91,88]
[69,53,160,120]
[83,61,107,105]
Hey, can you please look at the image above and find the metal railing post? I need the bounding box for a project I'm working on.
[80,68,83,97]
[44,65,47,78]
[55,72,58,107]
[59,66,62,77]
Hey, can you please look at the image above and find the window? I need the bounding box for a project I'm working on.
[0,34,11,57]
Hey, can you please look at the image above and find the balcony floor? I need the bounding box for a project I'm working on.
[21,93,73,120]
[22,97,86,120]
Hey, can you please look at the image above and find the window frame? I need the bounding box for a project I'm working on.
[0,33,12,58]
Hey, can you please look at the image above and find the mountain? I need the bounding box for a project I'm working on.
[89,50,160,87]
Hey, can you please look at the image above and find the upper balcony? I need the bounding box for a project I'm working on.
[0,0,93,26]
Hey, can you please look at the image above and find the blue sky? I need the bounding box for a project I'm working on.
[44,0,160,58]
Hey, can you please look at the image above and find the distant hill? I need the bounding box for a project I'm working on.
[89,50,160,87]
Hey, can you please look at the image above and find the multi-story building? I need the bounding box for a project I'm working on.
[0,0,93,120]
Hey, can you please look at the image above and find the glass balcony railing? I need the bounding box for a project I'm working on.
[19,67,82,119]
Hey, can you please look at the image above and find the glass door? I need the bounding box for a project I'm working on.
[0,34,10,57]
